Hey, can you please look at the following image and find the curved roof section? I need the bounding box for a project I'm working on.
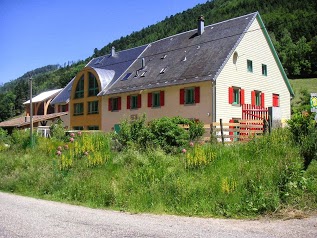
[51,45,148,103]
[88,67,115,90]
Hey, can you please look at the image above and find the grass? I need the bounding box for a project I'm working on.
[289,78,317,103]
[0,129,316,218]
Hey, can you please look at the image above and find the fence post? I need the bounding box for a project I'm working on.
[220,119,224,145]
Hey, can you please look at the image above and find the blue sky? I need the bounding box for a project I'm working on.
[0,0,208,85]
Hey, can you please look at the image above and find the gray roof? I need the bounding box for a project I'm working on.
[51,45,147,104]
[51,77,74,105]
[106,12,257,95]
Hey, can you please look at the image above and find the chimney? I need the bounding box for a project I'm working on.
[198,15,205,35]
[111,46,116,57]
[141,58,145,68]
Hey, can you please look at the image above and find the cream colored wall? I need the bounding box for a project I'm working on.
[101,81,213,132]
[216,17,291,123]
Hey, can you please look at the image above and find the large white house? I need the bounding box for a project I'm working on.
[50,12,294,131]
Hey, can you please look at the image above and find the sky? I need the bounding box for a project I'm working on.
[0,0,208,85]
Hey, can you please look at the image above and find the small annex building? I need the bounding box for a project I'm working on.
[51,12,294,132]
[0,89,68,134]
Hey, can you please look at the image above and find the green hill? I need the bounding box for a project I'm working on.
[1,0,317,122]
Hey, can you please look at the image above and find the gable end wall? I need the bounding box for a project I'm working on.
[215,17,291,123]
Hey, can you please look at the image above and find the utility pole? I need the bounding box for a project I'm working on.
[29,77,33,147]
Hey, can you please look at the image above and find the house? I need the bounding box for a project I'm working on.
[52,12,294,132]
[0,89,68,134]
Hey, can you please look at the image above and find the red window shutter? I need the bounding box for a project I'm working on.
[261,93,265,107]
[66,104,69,112]
[240,89,245,105]
[228,87,233,104]
[108,98,112,111]
[195,87,200,103]
[127,96,131,109]
[160,91,165,106]
[137,94,142,108]
[180,89,185,104]
[58,105,61,112]
[118,97,121,110]
[273,94,279,107]
[148,93,152,107]
[251,91,256,106]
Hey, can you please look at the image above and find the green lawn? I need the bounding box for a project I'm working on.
[289,78,317,102]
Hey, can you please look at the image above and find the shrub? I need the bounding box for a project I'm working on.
[50,119,66,140]
[287,112,317,169]
[149,117,189,153]
[114,115,204,153]
[114,114,154,151]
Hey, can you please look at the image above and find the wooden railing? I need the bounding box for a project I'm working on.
[179,119,268,144]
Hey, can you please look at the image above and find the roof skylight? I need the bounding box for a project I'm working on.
[122,72,132,81]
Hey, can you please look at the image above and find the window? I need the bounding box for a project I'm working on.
[251,91,265,107]
[74,103,84,116]
[88,126,99,130]
[148,91,164,108]
[88,72,99,96]
[74,75,84,98]
[272,94,279,107]
[73,126,83,130]
[131,95,138,109]
[262,64,267,76]
[88,101,99,114]
[122,73,131,81]
[108,97,121,111]
[247,60,253,72]
[127,94,141,109]
[185,88,195,104]
[180,87,200,105]
[228,87,244,105]
[58,104,68,112]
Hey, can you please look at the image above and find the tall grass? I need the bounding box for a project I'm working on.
[0,129,316,218]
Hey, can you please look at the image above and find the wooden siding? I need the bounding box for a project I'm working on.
[216,18,291,123]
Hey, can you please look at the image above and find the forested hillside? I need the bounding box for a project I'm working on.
[1,0,316,122]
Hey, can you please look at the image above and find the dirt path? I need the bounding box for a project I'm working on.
[0,192,316,238]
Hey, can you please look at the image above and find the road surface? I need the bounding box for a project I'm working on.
[0,192,316,238]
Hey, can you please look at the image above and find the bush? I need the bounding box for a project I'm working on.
[114,115,204,154]
[10,129,37,149]
[114,114,154,151]
[287,112,317,169]
[50,119,66,140]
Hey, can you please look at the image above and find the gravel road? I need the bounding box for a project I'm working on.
[0,192,316,238]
